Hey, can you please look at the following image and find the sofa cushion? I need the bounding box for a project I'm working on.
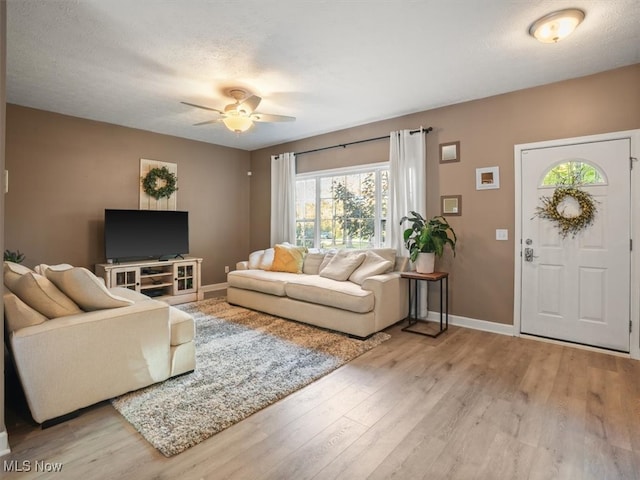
[227,270,301,296]
[319,250,366,281]
[302,252,326,275]
[12,272,83,318]
[270,244,305,274]
[169,307,195,346]
[3,292,48,333]
[349,250,394,285]
[46,267,135,311]
[4,261,34,292]
[284,275,374,313]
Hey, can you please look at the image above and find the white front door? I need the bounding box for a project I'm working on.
[520,139,631,352]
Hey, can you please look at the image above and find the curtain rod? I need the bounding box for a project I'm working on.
[294,126,433,157]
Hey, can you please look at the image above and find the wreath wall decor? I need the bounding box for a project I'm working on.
[142,166,178,200]
[534,186,597,238]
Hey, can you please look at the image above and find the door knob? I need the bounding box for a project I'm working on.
[524,247,537,262]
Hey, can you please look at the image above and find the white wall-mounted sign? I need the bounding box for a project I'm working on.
[140,159,178,210]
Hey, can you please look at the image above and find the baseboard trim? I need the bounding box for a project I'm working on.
[0,430,10,457]
[520,334,632,358]
[426,311,515,336]
[201,282,228,293]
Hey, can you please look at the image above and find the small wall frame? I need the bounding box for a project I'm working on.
[475,166,500,190]
[439,141,460,163]
[441,195,462,216]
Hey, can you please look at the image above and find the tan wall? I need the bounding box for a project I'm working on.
[5,105,251,285]
[249,64,640,325]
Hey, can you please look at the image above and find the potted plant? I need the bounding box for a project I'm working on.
[400,211,457,273]
[4,249,26,264]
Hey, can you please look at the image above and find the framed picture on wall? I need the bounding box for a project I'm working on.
[441,195,462,216]
[476,166,500,190]
[439,141,460,163]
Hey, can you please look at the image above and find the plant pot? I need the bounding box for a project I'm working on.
[415,252,435,274]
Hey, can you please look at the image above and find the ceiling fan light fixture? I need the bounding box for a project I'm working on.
[222,114,253,133]
[529,8,585,43]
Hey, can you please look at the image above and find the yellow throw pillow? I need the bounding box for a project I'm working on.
[270,244,306,274]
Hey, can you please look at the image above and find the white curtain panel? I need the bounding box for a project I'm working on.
[270,152,296,246]
[389,128,428,316]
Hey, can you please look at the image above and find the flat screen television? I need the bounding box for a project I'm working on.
[104,209,189,261]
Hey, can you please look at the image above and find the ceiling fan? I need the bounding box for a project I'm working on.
[181,88,295,133]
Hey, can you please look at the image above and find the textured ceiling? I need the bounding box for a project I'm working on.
[6,0,640,151]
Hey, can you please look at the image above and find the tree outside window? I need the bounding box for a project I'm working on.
[295,166,388,249]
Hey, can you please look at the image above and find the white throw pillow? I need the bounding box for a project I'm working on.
[349,251,394,285]
[369,248,397,273]
[302,253,326,275]
[12,272,82,318]
[34,263,73,275]
[248,250,265,270]
[319,250,366,281]
[46,267,134,311]
[3,261,34,292]
[3,292,48,332]
[259,248,275,270]
[318,250,337,271]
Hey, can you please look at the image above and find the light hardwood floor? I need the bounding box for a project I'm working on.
[3,322,640,479]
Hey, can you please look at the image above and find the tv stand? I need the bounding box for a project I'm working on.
[95,257,203,305]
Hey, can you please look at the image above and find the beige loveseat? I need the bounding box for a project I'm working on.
[227,247,409,338]
[3,262,195,425]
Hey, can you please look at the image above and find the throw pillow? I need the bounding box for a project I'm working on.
[369,248,397,273]
[259,248,275,270]
[318,250,337,271]
[3,261,34,292]
[12,272,82,318]
[349,250,394,285]
[34,263,74,275]
[46,267,135,311]
[302,252,326,275]
[3,292,48,332]
[270,244,306,274]
[248,250,265,270]
[319,250,366,281]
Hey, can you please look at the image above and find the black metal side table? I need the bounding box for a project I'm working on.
[400,271,449,337]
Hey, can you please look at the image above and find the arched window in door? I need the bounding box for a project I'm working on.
[541,160,607,187]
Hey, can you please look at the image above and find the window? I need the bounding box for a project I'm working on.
[295,164,389,249]
[541,160,606,187]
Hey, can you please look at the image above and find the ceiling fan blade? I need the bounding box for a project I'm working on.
[181,101,224,114]
[239,95,261,113]
[251,112,296,123]
[192,119,221,126]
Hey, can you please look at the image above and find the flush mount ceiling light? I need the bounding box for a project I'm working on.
[529,8,585,43]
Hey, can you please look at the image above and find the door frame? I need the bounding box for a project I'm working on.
[514,129,640,360]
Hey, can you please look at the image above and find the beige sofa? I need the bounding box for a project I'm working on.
[227,247,409,338]
[3,262,195,425]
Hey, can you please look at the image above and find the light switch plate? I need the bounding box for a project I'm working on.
[496,229,508,241]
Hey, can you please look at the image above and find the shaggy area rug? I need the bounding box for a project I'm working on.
[111,298,390,457]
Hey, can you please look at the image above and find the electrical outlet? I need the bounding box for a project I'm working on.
[224,266,230,273]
